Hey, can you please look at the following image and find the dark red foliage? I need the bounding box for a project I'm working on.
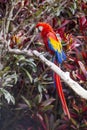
[79,16,87,36]
[80,16,87,28]
[0,0,8,3]
[81,2,87,10]
[1,0,87,130]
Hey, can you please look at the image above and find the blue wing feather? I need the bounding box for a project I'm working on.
[48,39,55,51]
[55,51,63,64]
[55,50,66,64]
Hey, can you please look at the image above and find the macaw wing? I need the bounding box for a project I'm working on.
[47,32,66,63]
[47,32,62,52]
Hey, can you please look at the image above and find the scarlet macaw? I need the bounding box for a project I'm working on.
[36,22,70,119]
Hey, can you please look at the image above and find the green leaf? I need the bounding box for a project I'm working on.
[0,66,10,76]
[38,84,47,93]
[41,98,55,107]
[2,72,18,87]
[21,95,31,109]
[22,68,33,83]
[34,94,42,104]
[0,88,15,104]
[41,105,54,112]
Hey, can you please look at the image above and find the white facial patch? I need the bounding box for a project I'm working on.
[38,26,43,32]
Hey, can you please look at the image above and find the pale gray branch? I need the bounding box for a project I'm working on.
[8,47,87,100]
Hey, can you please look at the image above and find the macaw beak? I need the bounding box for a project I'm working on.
[36,28,39,33]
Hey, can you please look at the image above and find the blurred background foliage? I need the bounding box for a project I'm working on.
[0,0,87,130]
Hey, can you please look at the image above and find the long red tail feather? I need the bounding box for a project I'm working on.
[54,72,70,119]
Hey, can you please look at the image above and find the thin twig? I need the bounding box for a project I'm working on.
[5,2,15,35]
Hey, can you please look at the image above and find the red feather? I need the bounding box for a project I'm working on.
[54,72,70,119]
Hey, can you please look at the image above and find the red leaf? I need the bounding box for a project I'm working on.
[82,51,87,64]
[81,2,87,10]
[61,19,70,28]
[79,16,86,26]
[79,16,87,31]
[82,106,87,113]
[78,61,87,78]
[76,72,86,81]
[56,124,68,130]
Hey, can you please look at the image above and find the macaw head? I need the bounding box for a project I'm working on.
[36,22,54,36]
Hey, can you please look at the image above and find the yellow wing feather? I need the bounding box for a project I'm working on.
[49,37,62,53]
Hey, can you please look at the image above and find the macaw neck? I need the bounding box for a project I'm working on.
[41,30,48,45]
[41,29,54,37]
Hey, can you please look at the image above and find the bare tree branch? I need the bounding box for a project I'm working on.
[8,47,87,100]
